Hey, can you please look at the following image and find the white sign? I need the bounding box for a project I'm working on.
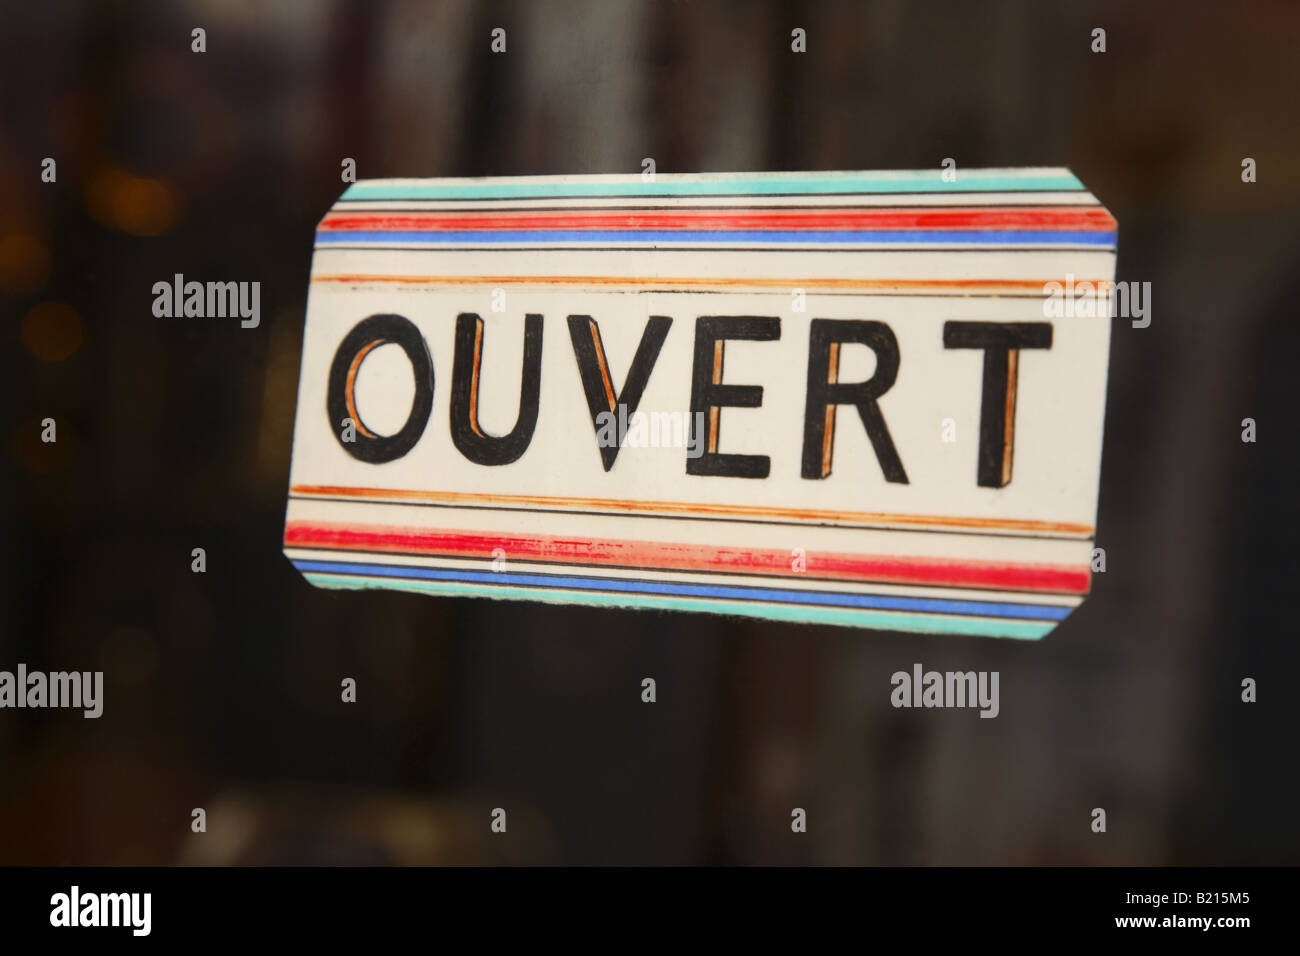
[284,169,1115,639]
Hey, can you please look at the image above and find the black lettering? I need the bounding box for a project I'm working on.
[942,320,1052,488]
[567,314,672,471]
[801,319,907,483]
[687,315,779,478]
[326,313,434,464]
[450,313,543,466]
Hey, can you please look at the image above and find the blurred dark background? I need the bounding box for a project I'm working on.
[1,0,1297,865]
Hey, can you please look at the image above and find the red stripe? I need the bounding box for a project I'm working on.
[284,522,1091,595]
[318,207,1117,233]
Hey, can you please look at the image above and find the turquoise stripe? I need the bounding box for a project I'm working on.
[302,573,1052,640]
[340,170,1083,201]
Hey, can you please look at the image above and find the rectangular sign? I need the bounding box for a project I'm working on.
[284,169,1115,639]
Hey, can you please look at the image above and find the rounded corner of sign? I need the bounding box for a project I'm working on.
[284,551,335,593]
[1024,608,1084,642]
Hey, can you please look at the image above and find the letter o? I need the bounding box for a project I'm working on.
[327,314,433,463]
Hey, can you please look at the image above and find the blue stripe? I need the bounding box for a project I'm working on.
[317,229,1115,246]
[290,559,1071,621]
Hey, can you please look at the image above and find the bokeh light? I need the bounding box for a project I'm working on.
[0,233,51,294]
[87,168,178,236]
[22,301,84,361]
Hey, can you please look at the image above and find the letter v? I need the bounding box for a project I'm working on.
[567,315,671,471]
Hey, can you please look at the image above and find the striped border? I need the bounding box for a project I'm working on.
[288,485,1095,538]
[339,169,1086,201]
[318,230,1114,247]
[316,206,1116,248]
[308,275,1114,298]
[290,558,1071,621]
[284,521,1092,595]
[284,517,1080,636]
[319,208,1116,232]
[297,566,1058,640]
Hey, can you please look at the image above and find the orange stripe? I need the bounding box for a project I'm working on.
[344,340,383,439]
[289,484,1093,537]
[310,274,1113,295]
